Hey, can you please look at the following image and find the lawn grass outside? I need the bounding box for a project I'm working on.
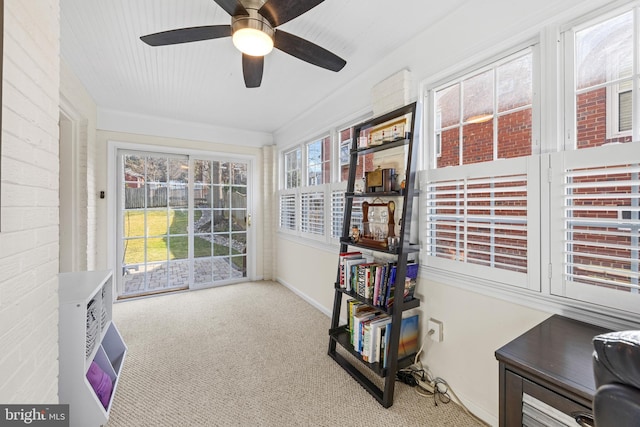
[123,209,244,266]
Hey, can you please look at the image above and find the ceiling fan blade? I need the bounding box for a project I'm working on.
[212,0,248,17]
[259,0,324,27]
[140,25,231,46]
[274,30,346,72]
[242,54,264,88]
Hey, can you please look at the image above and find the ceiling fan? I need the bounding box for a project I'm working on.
[140,0,347,88]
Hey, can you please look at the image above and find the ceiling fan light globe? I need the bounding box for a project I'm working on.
[232,28,274,56]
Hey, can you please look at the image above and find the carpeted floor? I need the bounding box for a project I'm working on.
[106,281,485,426]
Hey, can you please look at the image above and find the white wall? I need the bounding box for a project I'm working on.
[273,0,618,423]
[0,0,60,403]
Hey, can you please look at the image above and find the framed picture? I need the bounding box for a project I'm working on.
[339,139,350,166]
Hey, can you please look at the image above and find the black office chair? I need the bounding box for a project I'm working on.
[592,330,640,427]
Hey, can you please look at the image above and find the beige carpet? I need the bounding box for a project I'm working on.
[106,281,484,426]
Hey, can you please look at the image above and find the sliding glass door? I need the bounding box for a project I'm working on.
[117,150,250,298]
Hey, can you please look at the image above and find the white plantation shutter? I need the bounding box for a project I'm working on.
[426,175,528,271]
[351,199,364,233]
[279,193,296,231]
[301,190,325,235]
[423,156,539,290]
[551,144,640,313]
[331,190,345,239]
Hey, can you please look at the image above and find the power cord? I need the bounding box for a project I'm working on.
[398,362,490,426]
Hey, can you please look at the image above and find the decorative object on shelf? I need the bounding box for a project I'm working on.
[387,236,400,252]
[350,225,360,243]
[366,167,397,193]
[358,134,369,148]
[369,118,407,146]
[365,167,383,192]
[360,199,395,249]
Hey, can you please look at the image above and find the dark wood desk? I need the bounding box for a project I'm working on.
[495,315,610,426]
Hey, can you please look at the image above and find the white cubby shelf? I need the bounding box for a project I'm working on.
[59,270,127,427]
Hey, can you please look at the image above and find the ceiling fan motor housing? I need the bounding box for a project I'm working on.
[232,8,275,53]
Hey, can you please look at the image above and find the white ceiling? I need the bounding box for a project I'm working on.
[60,0,467,135]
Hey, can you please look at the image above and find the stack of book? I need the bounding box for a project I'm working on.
[347,299,419,368]
[338,252,418,309]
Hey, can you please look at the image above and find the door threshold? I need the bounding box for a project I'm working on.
[117,286,189,301]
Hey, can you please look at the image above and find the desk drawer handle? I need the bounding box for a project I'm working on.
[571,411,594,427]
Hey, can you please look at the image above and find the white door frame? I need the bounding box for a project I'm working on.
[107,140,258,296]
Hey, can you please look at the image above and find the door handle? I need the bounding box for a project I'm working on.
[247,214,251,227]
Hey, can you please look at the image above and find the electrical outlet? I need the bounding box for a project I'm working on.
[428,318,443,342]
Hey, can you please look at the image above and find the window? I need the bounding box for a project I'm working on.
[306,136,330,186]
[284,147,301,189]
[434,49,533,168]
[278,120,372,241]
[339,127,351,172]
[572,10,635,148]
[426,48,536,288]
[550,6,640,314]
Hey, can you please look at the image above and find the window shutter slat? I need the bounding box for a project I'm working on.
[563,162,640,294]
[279,193,296,231]
[426,172,528,273]
[301,191,325,235]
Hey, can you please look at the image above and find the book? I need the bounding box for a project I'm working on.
[346,299,360,334]
[372,264,383,306]
[344,258,366,292]
[397,314,420,359]
[380,314,420,369]
[353,309,379,352]
[404,262,419,301]
[368,316,392,363]
[351,304,377,347]
[364,264,375,300]
[338,252,362,288]
[380,323,388,368]
[361,317,375,360]
[356,263,374,298]
[384,265,397,309]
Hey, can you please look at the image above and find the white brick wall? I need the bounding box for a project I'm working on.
[372,69,411,116]
[262,145,276,280]
[0,0,60,403]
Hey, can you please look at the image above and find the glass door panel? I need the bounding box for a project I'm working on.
[120,153,190,297]
[192,160,248,287]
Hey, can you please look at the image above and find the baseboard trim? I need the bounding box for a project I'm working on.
[276,277,332,318]
[447,387,496,426]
